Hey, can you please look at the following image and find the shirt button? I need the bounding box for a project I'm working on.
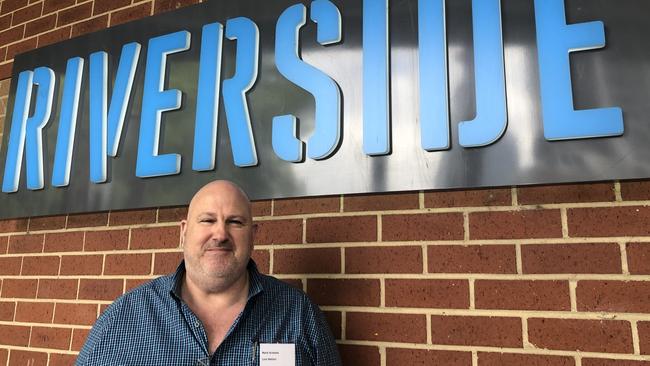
[194,322,200,328]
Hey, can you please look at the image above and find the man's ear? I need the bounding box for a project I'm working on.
[180,219,187,246]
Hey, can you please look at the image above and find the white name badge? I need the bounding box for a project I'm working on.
[259,343,296,366]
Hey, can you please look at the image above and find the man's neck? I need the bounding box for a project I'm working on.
[181,270,250,310]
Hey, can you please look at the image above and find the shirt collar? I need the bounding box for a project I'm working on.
[170,259,264,301]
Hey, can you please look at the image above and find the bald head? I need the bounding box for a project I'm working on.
[187,180,252,221]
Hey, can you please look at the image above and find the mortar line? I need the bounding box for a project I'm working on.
[620,241,630,275]
[522,315,531,348]
[516,244,523,275]
[469,279,475,310]
[380,278,386,307]
[463,212,470,242]
[632,320,641,355]
[472,351,478,366]
[569,280,578,312]
[511,187,518,206]
[422,244,428,274]
[560,208,569,238]
[419,191,425,209]
[614,181,623,201]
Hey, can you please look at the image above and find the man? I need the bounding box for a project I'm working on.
[77,180,342,365]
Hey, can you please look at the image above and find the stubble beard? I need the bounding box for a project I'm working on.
[185,247,248,293]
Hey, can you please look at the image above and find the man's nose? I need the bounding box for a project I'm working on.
[210,222,228,242]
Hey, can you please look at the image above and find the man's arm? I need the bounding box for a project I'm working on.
[303,297,343,366]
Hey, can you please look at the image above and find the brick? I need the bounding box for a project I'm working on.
[0,79,10,95]
[29,216,65,231]
[0,301,15,321]
[583,360,650,366]
[157,205,187,223]
[54,303,97,325]
[8,350,47,366]
[30,326,71,350]
[153,251,183,274]
[109,2,152,26]
[125,278,150,292]
[577,281,650,313]
[522,243,621,274]
[66,212,108,228]
[57,3,92,26]
[281,278,303,289]
[153,0,200,14]
[339,345,380,366]
[78,279,123,300]
[430,315,522,347]
[49,354,78,366]
[131,226,180,249]
[71,15,107,37]
[518,183,614,205]
[44,231,84,252]
[428,245,516,273]
[1,279,37,298]
[425,188,511,208]
[307,216,376,243]
[383,213,464,241]
[274,248,340,274]
[0,324,30,346]
[0,236,6,253]
[84,229,128,251]
[6,36,37,59]
[15,301,53,323]
[0,13,11,31]
[639,321,650,355]
[477,353,574,366]
[346,246,422,273]
[254,219,302,245]
[621,180,650,201]
[470,209,562,240]
[8,233,43,253]
[275,196,339,215]
[626,243,650,274]
[307,279,380,306]
[43,0,76,13]
[109,208,157,226]
[21,255,60,275]
[568,206,650,237]
[387,349,472,366]
[251,200,271,217]
[0,218,26,233]
[527,318,632,353]
[385,279,469,309]
[93,0,131,15]
[0,62,13,79]
[1,0,28,15]
[60,254,102,275]
[476,280,570,311]
[252,249,269,274]
[104,253,152,275]
[37,279,77,299]
[323,311,341,339]
[344,192,419,212]
[0,256,21,275]
[347,312,427,343]
[71,328,90,351]
[38,26,72,48]
[12,3,42,25]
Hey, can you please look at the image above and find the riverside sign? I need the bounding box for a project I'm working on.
[0,0,646,218]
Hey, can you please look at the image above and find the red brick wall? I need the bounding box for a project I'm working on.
[1,1,650,365]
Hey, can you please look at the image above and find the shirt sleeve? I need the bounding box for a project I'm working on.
[75,301,119,365]
[303,296,343,366]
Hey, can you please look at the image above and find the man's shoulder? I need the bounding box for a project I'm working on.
[102,273,175,316]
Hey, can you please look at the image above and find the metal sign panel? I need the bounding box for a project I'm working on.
[0,0,648,219]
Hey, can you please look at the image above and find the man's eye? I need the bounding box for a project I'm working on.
[228,219,244,225]
[199,219,215,223]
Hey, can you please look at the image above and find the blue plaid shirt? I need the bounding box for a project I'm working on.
[77,261,341,366]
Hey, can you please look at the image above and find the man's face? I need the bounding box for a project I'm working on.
[180,182,254,291]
